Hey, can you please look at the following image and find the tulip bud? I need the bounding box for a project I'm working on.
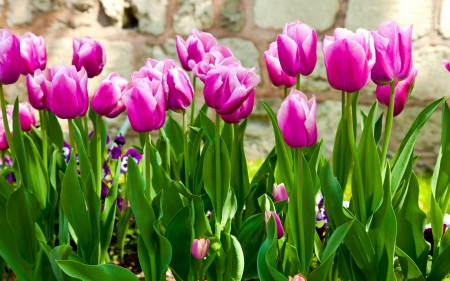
[6,103,36,131]
[162,66,194,113]
[264,42,297,88]
[0,110,12,150]
[204,65,260,116]
[122,78,166,133]
[371,22,413,85]
[19,32,46,76]
[72,36,106,78]
[276,21,317,77]
[322,28,375,93]
[0,29,21,85]
[264,211,284,239]
[176,28,218,71]
[193,45,240,82]
[443,60,450,72]
[191,237,210,260]
[37,63,89,119]
[289,273,307,281]
[220,90,254,124]
[91,72,128,118]
[277,89,317,148]
[376,68,417,117]
[273,183,289,202]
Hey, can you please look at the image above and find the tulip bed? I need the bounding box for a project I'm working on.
[1,19,450,281]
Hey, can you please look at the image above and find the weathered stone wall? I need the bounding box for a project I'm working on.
[1,0,449,170]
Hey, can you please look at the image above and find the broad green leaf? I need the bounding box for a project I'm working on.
[430,192,443,258]
[0,171,13,204]
[34,247,57,281]
[251,147,276,186]
[12,98,30,187]
[57,260,139,281]
[199,110,216,144]
[237,213,265,279]
[165,112,184,157]
[427,243,450,281]
[223,234,244,281]
[156,129,171,173]
[245,174,269,221]
[48,245,77,281]
[333,111,352,191]
[395,246,425,281]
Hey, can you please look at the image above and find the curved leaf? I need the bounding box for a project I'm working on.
[57,260,139,281]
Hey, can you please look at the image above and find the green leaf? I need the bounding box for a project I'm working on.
[333,113,352,191]
[46,111,64,149]
[57,260,139,281]
[427,243,450,281]
[165,113,184,157]
[156,129,171,173]
[223,234,245,281]
[48,245,78,281]
[395,246,425,281]
[261,101,293,193]
[237,213,265,279]
[12,98,30,188]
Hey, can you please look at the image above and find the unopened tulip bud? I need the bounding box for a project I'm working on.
[163,66,194,113]
[273,183,289,202]
[72,36,106,78]
[289,273,307,281]
[191,237,210,260]
[6,103,36,131]
[264,211,284,239]
[0,29,21,85]
[91,72,128,118]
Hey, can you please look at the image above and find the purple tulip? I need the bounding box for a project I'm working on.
[0,110,11,150]
[91,72,128,118]
[264,211,284,239]
[176,28,218,71]
[72,36,106,78]
[322,28,376,93]
[121,148,143,173]
[132,58,176,82]
[443,60,450,72]
[220,90,254,124]
[19,32,46,76]
[273,183,289,202]
[193,45,240,82]
[28,63,89,119]
[204,65,260,115]
[371,22,413,86]
[6,103,36,131]
[264,42,297,88]
[162,66,194,113]
[191,237,210,259]
[276,21,317,77]
[0,29,21,85]
[122,77,166,133]
[277,89,317,148]
[376,68,417,117]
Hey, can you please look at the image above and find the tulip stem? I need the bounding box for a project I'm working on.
[190,76,196,126]
[215,112,222,240]
[296,74,301,90]
[68,119,76,154]
[96,115,103,198]
[284,87,288,99]
[144,132,152,201]
[183,111,190,191]
[0,84,14,157]
[341,91,345,118]
[42,110,48,168]
[346,97,366,225]
[381,81,396,166]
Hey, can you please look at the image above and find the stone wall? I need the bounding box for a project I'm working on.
[1,0,449,170]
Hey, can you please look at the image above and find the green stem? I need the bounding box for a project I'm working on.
[0,150,4,171]
[144,133,152,200]
[197,259,202,281]
[183,111,190,191]
[296,74,301,91]
[341,91,345,119]
[96,115,102,198]
[346,97,366,225]
[190,76,196,126]
[42,111,48,169]
[294,147,304,272]
[0,84,14,156]
[277,240,283,271]
[284,87,288,99]
[381,81,396,166]
[68,120,76,153]
[83,115,89,154]
[215,112,222,240]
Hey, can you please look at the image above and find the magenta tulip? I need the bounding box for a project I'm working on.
[122,78,166,132]
[0,29,21,85]
[176,28,218,71]
[132,58,176,82]
[220,90,254,124]
[91,72,128,118]
[376,68,417,117]
[0,110,11,150]
[322,28,376,93]
[72,36,106,78]
[193,45,240,82]
[273,183,289,202]
[265,211,284,239]
[19,32,46,76]
[276,21,317,77]
[443,60,450,72]
[162,66,194,112]
[191,237,210,260]
[6,103,36,131]
[371,22,413,86]
[204,65,260,115]
[264,42,297,88]
[277,89,317,148]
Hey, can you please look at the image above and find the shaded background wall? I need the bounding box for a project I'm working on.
[1,0,449,170]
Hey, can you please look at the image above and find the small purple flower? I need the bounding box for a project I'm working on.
[121,147,142,173]
[114,135,126,146]
[315,193,328,241]
[117,197,129,212]
[62,141,71,163]
[101,180,110,198]
[102,161,111,179]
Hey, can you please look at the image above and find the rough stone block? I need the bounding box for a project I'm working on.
[100,0,125,26]
[6,0,32,26]
[441,0,450,38]
[172,0,214,36]
[217,37,260,71]
[220,0,244,32]
[131,0,168,35]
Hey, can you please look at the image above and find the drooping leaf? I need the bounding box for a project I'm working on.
[57,260,139,281]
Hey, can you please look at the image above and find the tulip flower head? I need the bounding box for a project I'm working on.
[371,21,413,85]
[0,29,21,85]
[19,32,46,76]
[176,28,218,71]
[204,65,260,115]
[72,36,106,78]
[220,89,255,124]
[193,45,240,82]
[0,110,12,150]
[277,89,317,148]
[162,66,194,113]
[191,237,210,260]
[132,58,177,82]
[264,41,297,88]
[322,28,375,93]
[443,60,450,72]
[264,211,284,239]
[289,273,307,281]
[273,183,289,202]
[376,68,418,117]
[91,72,128,118]
[276,21,317,77]
[6,103,36,131]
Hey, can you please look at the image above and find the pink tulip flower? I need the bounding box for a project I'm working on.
[91,72,128,118]
[176,28,218,71]
[19,32,46,76]
[264,41,297,88]
[72,36,106,78]
[6,103,36,131]
[0,29,21,85]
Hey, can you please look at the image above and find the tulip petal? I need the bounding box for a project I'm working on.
[277,34,300,77]
[50,74,78,119]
